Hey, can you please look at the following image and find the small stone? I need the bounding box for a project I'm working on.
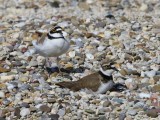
[119,112,126,120]
[68,51,76,58]
[12,61,23,66]
[30,106,37,112]
[47,98,56,103]
[131,22,141,31]
[95,21,106,28]
[20,108,30,117]
[23,98,33,104]
[20,102,30,108]
[99,115,107,120]
[0,75,14,82]
[112,98,124,104]
[119,69,128,76]
[39,105,51,113]
[14,22,25,28]
[57,108,65,116]
[49,1,60,8]
[145,70,156,78]
[125,78,137,90]
[0,91,5,98]
[37,56,46,66]
[21,47,28,53]
[127,109,137,116]
[71,17,79,26]
[29,61,38,67]
[86,53,94,60]
[152,84,160,92]
[49,114,59,120]
[79,2,90,10]
[100,100,111,107]
[85,109,95,114]
[97,45,106,52]
[14,107,20,118]
[140,3,148,11]
[138,93,151,98]
[0,67,11,73]
[146,108,158,118]
[19,76,29,82]
[0,83,6,89]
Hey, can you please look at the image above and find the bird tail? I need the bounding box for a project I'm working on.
[55,81,75,89]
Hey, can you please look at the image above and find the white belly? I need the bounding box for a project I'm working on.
[34,38,70,57]
[96,80,114,94]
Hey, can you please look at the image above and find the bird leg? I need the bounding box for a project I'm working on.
[45,57,53,78]
[56,57,63,77]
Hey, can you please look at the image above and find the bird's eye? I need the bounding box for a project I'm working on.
[50,29,56,33]
[50,26,62,33]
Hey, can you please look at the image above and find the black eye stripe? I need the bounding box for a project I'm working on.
[54,26,62,30]
[50,30,62,34]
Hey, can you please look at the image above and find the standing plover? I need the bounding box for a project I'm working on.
[32,26,70,73]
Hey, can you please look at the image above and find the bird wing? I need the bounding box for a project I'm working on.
[37,32,48,44]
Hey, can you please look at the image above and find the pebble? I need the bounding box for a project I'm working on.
[39,105,51,113]
[146,108,158,118]
[19,76,29,82]
[14,107,20,118]
[37,56,46,66]
[29,61,38,67]
[0,75,15,81]
[100,100,111,107]
[86,53,94,60]
[125,78,137,90]
[49,114,59,120]
[144,70,156,78]
[138,93,151,98]
[14,22,25,28]
[140,3,148,11]
[20,108,30,117]
[85,109,95,114]
[127,109,137,116]
[131,22,141,31]
[0,91,5,98]
[68,51,76,58]
[152,84,160,92]
[57,108,66,117]
[20,102,30,108]
[97,45,106,52]
[119,112,126,120]
[47,98,56,103]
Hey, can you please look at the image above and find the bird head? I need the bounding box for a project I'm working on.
[48,26,64,38]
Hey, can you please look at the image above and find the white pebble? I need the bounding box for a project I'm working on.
[20,108,30,117]
[86,53,94,60]
[139,93,151,98]
[69,51,76,58]
[0,91,5,98]
[145,70,156,78]
[37,56,46,66]
[58,108,65,116]
[97,45,106,51]
[0,75,15,81]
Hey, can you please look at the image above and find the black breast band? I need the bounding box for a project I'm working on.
[47,33,64,39]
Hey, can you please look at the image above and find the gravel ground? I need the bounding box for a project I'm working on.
[0,0,160,120]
